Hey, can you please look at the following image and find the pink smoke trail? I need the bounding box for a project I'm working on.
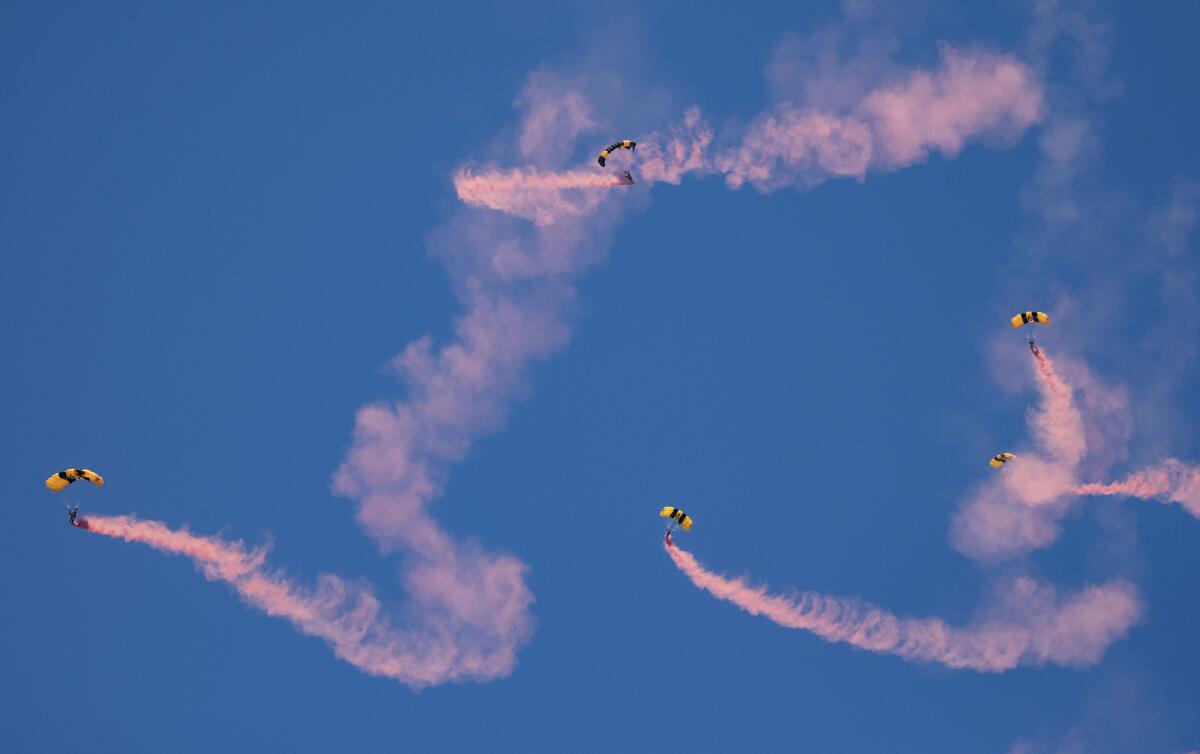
[455,45,1043,221]
[64,41,1052,686]
[1031,348,1085,462]
[717,45,1042,190]
[429,47,1041,674]
[75,514,527,688]
[664,537,1140,671]
[327,72,627,689]
[1074,459,1200,518]
[454,168,629,226]
[950,346,1091,559]
[129,43,1042,683]
[389,47,1039,683]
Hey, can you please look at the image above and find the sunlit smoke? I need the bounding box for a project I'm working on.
[340,43,1045,686]
[456,45,1043,218]
[76,514,530,688]
[1029,348,1087,469]
[951,347,1092,560]
[1074,459,1200,518]
[76,38,1051,687]
[664,538,1140,671]
[454,168,627,226]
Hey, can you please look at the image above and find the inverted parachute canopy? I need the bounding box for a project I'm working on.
[990,453,1016,469]
[659,506,693,532]
[598,140,636,167]
[1010,311,1050,329]
[45,468,104,492]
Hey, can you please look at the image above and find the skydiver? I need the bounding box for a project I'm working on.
[68,505,78,525]
[622,170,634,185]
[1028,335,1040,356]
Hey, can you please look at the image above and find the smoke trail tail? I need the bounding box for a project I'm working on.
[1074,459,1200,517]
[75,513,532,688]
[663,538,1139,671]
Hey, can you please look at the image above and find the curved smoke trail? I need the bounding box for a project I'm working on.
[326,41,1045,684]
[1075,459,1200,518]
[950,346,1098,560]
[663,344,1148,670]
[953,344,1200,560]
[1030,348,1087,469]
[456,46,1043,222]
[664,537,1140,671]
[74,514,525,688]
[75,40,1047,685]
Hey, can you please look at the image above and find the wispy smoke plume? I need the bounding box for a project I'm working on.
[953,337,1200,563]
[665,538,1140,671]
[951,349,1085,560]
[662,342,1157,670]
[1030,348,1088,469]
[329,73,622,686]
[76,514,526,687]
[720,45,1043,190]
[77,36,1049,685]
[453,168,626,226]
[456,45,1043,221]
[1075,460,1200,518]
[951,346,1133,561]
[342,43,1045,683]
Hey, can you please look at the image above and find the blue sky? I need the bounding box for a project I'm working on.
[3,1,1200,752]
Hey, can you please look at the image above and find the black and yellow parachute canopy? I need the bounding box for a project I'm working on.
[989,453,1016,469]
[45,468,104,492]
[598,140,636,167]
[1010,311,1050,329]
[659,506,693,531]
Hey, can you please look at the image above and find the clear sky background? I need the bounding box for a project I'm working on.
[3,1,1199,752]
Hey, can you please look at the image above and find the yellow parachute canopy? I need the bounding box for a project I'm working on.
[598,140,636,167]
[1010,311,1050,329]
[990,453,1016,469]
[45,468,104,492]
[659,506,693,532]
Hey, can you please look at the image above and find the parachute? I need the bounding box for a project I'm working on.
[990,453,1016,469]
[1011,311,1050,353]
[597,140,636,167]
[1010,311,1050,329]
[659,506,693,533]
[45,468,104,492]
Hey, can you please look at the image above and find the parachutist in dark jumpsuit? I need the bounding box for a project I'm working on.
[68,505,78,525]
